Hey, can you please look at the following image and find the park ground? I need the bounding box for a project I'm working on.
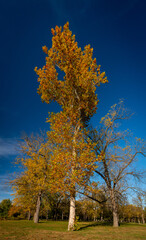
[0,220,146,240]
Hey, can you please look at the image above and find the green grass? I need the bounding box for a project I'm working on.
[0,220,146,240]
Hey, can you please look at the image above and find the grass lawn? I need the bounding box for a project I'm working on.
[0,220,145,240]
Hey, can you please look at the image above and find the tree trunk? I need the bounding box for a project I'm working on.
[54,209,57,220]
[46,210,49,220]
[68,193,75,231]
[110,190,119,227]
[83,213,87,221]
[33,193,41,223]
[100,209,103,221]
[27,210,31,220]
[68,125,79,231]
[113,207,119,227]
[142,212,145,224]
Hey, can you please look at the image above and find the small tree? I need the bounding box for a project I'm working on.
[0,199,12,219]
[133,193,146,224]
[8,204,25,219]
[11,132,53,223]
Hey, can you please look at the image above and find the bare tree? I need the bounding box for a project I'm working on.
[88,101,146,227]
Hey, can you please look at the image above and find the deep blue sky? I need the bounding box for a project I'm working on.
[0,0,146,201]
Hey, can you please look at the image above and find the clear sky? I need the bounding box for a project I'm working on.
[0,0,146,201]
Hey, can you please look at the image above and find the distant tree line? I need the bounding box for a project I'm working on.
[1,195,146,225]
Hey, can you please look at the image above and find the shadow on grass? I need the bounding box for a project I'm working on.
[79,221,113,230]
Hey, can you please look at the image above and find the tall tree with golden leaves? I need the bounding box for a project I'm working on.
[35,22,107,230]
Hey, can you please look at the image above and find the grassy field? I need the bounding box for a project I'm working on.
[0,220,146,240]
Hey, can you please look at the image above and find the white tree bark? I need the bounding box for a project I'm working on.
[68,125,80,231]
[68,194,76,231]
[33,193,41,223]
